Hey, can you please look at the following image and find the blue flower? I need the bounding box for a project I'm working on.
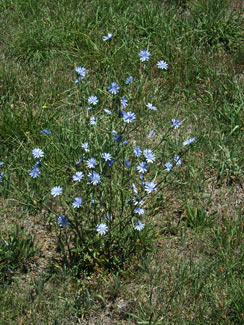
[144,181,157,194]
[119,140,129,145]
[137,162,148,174]
[108,82,120,95]
[134,220,145,231]
[104,108,112,115]
[139,50,151,62]
[157,60,168,70]
[125,159,131,168]
[75,66,86,77]
[76,158,83,165]
[32,148,44,159]
[174,155,182,166]
[86,158,97,169]
[134,207,145,215]
[75,76,84,83]
[0,172,4,182]
[125,76,133,84]
[183,137,196,146]
[165,162,173,171]
[126,198,132,206]
[123,111,136,123]
[120,96,128,108]
[32,159,42,169]
[172,119,181,129]
[103,33,113,41]
[75,66,86,82]
[29,167,40,178]
[105,215,112,221]
[88,171,101,185]
[143,149,156,163]
[148,129,155,138]
[90,116,97,125]
[107,159,114,167]
[51,186,62,197]
[132,198,144,206]
[57,216,68,228]
[96,223,108,235]
[0,162,3,166]
[81,142,89,152]
[88,95,98,105]
[72,197,82,208]
[41,129,51,134]
[134,146,142,157]
[132,183,138,194]
[73,171,84,182]
[146,103,157,111]
[113,132,123,141]
[101,152,112,161]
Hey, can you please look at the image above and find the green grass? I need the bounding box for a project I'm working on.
[0,0,244,323]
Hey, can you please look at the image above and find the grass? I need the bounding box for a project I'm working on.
[0,0,244,323]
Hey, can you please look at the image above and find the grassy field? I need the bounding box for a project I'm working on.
[0,0,244,323]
